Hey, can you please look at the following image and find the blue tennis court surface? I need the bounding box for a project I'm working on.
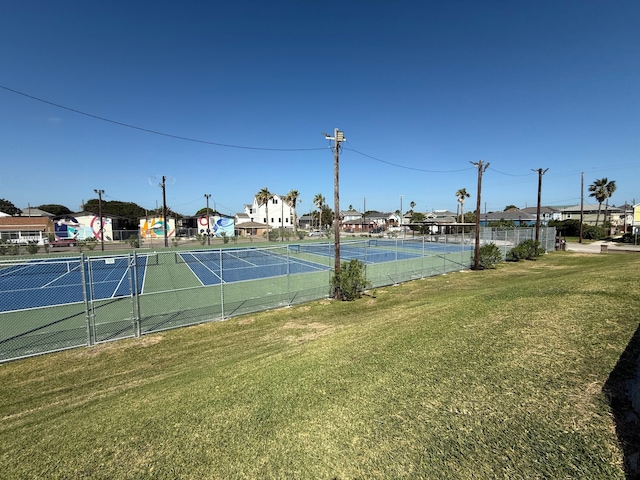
[178,248,328,286]
[0,256,147,313]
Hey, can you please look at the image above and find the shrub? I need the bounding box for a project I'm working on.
[128,235,140,248]
[81,237,98,251]
[506,239,544,262]
[478,242,502,269]
[26,241,40,255]
[331,259,372,301]
[620,232,637,244]
[221,232,230,244]
[582,225,605,240]
[0,241,20,256]
[196,234,207,245]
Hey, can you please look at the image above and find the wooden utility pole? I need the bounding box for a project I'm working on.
[471,160,489,270]
[532,168,549,243]
[94,189,105,251]
[324,129,346,299]
[204,194,211,246]
[161,176,168,248]
[579,172,584,243]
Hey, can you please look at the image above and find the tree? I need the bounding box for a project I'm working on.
[313,193,325,230]
[321,204,333,229]
[255,187,274,235]
[0,198,21,216]
[588,178,613,227]
[84,199,149,229]
[504,205,518,211]
[455,188,470,223]
[409,201,416,215]
[603,180,616,232]
[37,204,71,216]
[284,189,300,234]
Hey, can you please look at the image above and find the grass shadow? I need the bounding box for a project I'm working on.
[603,322,640,478]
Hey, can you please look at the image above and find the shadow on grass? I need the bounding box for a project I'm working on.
[603,322,640,479]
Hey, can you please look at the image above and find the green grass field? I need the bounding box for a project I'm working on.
[1,251,638,478]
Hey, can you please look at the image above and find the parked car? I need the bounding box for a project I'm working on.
[49,238,77,248]
[307,231,322,237]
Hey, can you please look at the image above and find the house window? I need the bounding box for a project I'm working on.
[249,208,253,214]
[272,198,278,205]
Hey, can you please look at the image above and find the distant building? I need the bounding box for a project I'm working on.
[480,208,536,227]
[0,216,54,245]
[240,193,296,232]
[521,206,560,224]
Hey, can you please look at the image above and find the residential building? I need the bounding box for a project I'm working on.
[521,206,560,225]
[0,216,54,245]
[241,193,296,232]
[559,204,623,228]
[480,208,537,227]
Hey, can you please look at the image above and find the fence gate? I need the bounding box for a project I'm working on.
[86,254,139,345]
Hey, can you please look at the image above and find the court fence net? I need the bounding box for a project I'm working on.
[0,227,555,362]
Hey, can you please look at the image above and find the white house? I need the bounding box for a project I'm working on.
[242,193,296,231]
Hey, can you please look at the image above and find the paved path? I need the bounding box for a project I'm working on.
[565,240,640,254]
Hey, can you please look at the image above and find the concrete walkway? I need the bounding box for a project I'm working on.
[565,240,640,254]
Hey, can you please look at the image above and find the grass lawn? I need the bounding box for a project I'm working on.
[1,251,638,479]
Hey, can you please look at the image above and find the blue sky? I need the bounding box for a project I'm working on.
[1,1,638,218]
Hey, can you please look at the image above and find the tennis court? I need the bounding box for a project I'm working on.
[177,247,329,285]
[0,255,148,313]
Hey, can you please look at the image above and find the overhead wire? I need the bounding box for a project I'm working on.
[0,85,325,152]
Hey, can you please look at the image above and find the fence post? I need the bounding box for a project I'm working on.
[79,253,93,346]
[132,252,141,337]
[219,249,225,319]
[287,245,291,305]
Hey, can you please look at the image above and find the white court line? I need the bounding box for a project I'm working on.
[181,252,222,285]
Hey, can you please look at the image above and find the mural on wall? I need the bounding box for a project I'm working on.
[54,215,112,241]
[198,215,235,237]
[140,217,175,238]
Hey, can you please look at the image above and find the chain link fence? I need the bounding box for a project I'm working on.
[0,227,554,362]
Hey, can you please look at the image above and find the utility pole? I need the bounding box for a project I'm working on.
[94,189,105,251]
[324,128,346,299]
[400,194,403,230]
[471,160,489,270]
[204,194,211,245]
[161,176,168,248]
[532,168,549,243]
[579,172,584,243]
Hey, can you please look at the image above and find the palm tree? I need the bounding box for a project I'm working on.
[284,189,300,234]
[256,187,274,235]
[313,193,325,230]
[588,178,609,227]
[409,201,416,213]
[455,188,470,223]
[603,180,617,232]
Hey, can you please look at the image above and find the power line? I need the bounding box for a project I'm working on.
[344,145,475,173]
[0,85,326,152]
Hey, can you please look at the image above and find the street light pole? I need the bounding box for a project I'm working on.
[94,189,105,251]
[204,194,211,245]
